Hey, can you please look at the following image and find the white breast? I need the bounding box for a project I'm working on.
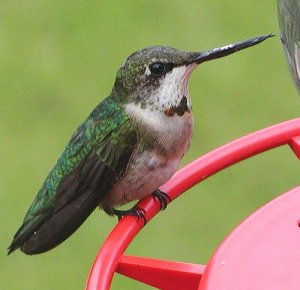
[125,102,193,150]
[101,105,193,210]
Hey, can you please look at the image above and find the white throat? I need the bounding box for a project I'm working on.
[125,64,195,149]
[153,64,196,111]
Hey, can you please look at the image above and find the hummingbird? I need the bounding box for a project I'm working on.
[8,34,272,255]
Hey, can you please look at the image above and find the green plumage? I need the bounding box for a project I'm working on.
[8,96,137,254]
[25,97,131,221]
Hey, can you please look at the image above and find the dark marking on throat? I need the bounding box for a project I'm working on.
[164,96,190,117]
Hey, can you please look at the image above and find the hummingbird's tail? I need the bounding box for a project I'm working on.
[7,152,112,255]
[8,187,102,255]
[7,213,50,255]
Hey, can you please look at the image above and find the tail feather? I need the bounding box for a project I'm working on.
[7,213,50,255]
[23,189,102,254]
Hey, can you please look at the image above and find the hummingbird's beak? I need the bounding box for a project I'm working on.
[187,34,274,65]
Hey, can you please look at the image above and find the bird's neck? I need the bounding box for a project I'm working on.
[125,99,193,156]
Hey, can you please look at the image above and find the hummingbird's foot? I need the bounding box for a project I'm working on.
[112,207,146,224]
[152,189,171,210]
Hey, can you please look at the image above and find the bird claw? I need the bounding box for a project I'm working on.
[112,207,146,225]
[152,189,171,210]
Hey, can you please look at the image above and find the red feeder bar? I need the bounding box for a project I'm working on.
[86,118,300,290]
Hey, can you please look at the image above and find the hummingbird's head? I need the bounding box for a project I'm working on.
[112,34,272,113]
[112,46,199,110]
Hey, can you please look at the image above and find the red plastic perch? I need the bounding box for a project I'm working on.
[86,118,300,290]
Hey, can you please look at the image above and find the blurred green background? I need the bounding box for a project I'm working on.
[2,1,300,289]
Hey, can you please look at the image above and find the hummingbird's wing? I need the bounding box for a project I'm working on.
[8,98,137,255]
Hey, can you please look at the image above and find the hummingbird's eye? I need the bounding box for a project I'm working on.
[149,62,165,76]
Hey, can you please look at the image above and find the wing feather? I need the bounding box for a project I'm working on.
[8,99,137,254]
